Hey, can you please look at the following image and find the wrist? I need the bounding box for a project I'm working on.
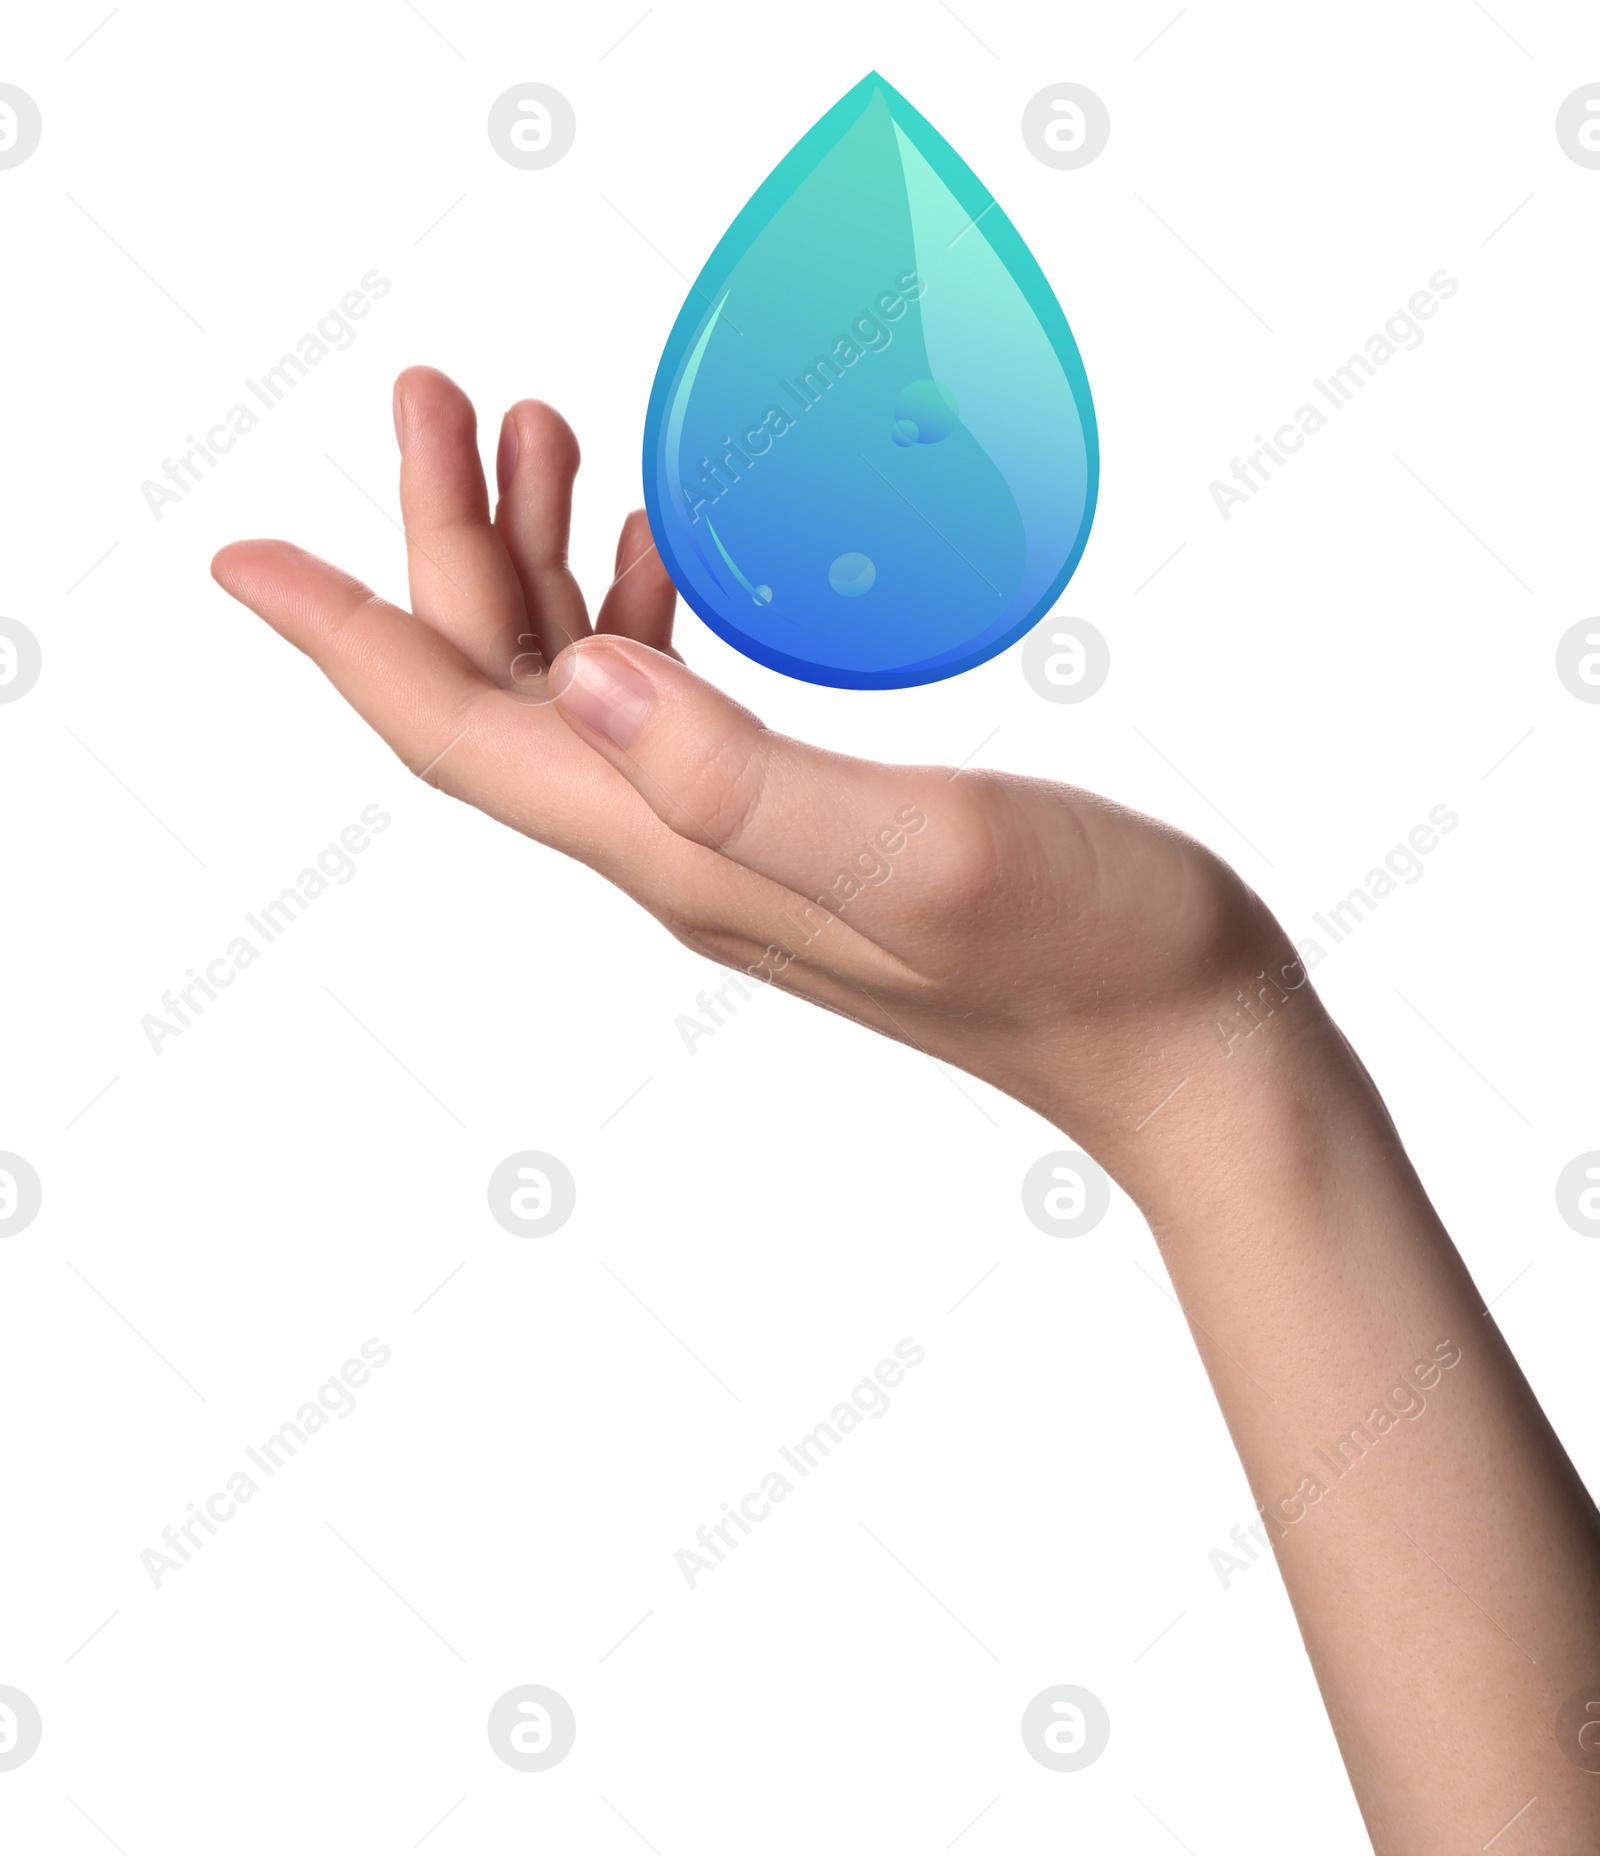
[1050,968,1409,1241]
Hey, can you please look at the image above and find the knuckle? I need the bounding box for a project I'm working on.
[670,724,771,855]
[926,785,1004,907]
[318,582,386,640]
[411,683,492,791]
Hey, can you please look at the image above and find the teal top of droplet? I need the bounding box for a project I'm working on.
[643,71,1098,690]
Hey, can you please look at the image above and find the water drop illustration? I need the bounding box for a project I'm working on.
[642,72,1098,691]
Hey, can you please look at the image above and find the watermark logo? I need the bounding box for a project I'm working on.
[1555,618,1600,702]
[487,1151,577,1238]
[1020,1684,1110,1770]
[487,85,575,169]
[487,1685,576,1770]
[1555,84,1600,169]
[487,617,584,705]
[0,618,42,704]
[1021,85,1110,169]
[0,1153,42,1239]
[1555,1152,1600,1237]
[0,86,42,169]
[0,1687,42,1771]
[1555,1681,1600,1772]
[1021,1150,1110,1237]
[1021,615,1109,703]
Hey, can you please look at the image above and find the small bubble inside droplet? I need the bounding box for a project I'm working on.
[753,584,773,605]
[893,379,960,444]
[828,552,876,597]
[890,418,919,447]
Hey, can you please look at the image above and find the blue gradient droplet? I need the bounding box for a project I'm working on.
[642,71,1098,690]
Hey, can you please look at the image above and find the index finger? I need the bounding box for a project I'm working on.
[212,540,507,779]
[213,539,663,862]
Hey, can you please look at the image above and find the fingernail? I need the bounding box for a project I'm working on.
[549,643,655,749]
[393,383,406,449]
[496,412,518,494]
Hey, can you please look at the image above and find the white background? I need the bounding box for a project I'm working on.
[2,2,1597,1850]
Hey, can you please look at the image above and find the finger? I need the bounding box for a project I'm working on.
[595,509,679,658]
[547,635,946,937]
[493,399,592,672]
[393,367,531,677]
[211,538,562,813]
[215,542,929,1002]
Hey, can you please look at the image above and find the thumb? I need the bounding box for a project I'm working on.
[547,636,935,922]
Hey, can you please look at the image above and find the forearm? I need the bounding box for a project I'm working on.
[1101,995,1600,1849]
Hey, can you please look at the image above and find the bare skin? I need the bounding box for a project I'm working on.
[214,365,1600,1850]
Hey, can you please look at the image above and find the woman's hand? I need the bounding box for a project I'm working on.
[216,365,1600,1849]
[213,365,1309,1208]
